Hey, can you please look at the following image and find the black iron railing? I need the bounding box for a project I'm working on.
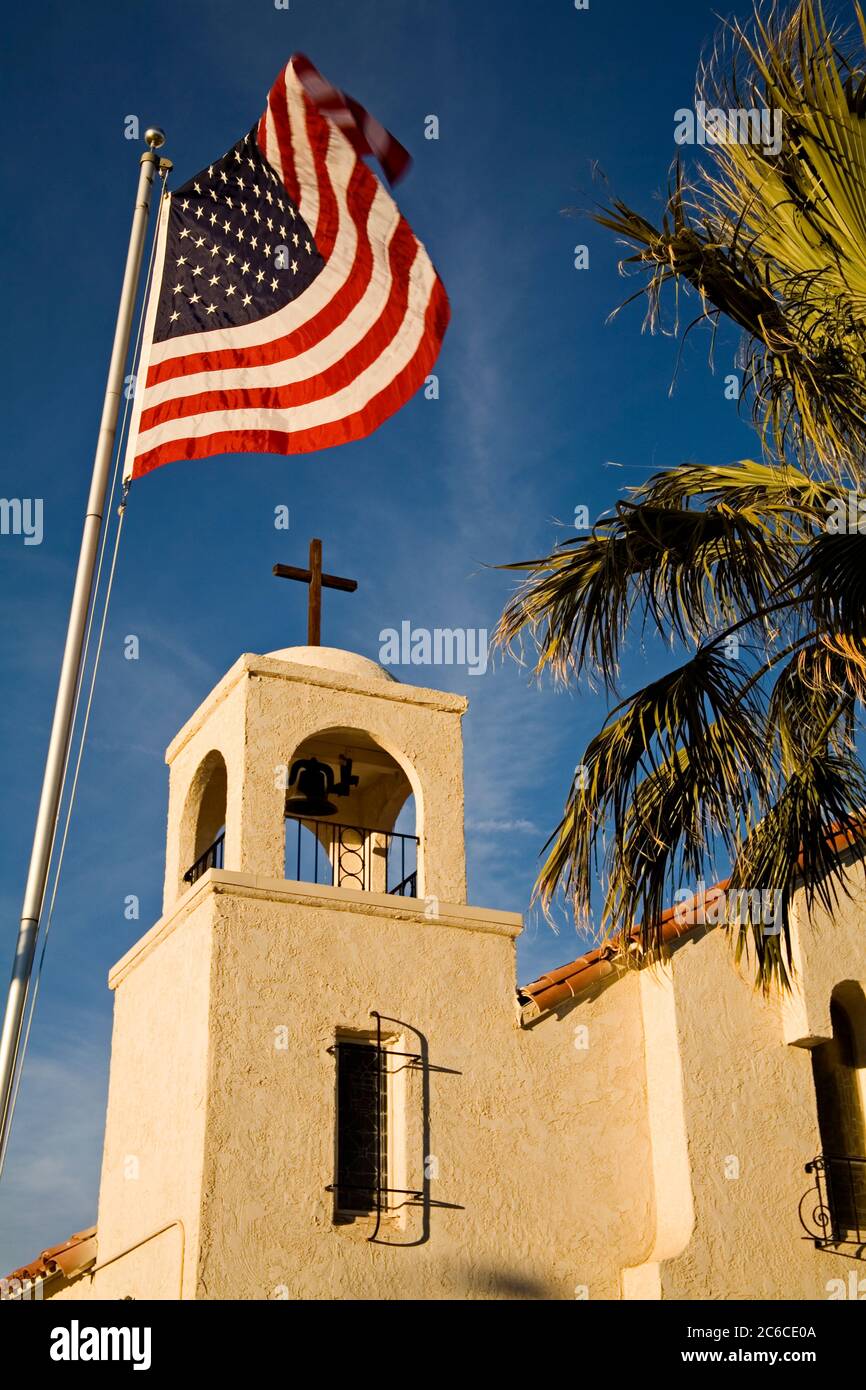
[286,815,418,897]
[800,1154,866,1249]
[183,832,225,884]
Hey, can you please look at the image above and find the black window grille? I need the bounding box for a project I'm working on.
[333,1041,388,1215]
[327,1014,424,1239]
[802,995,866,1246]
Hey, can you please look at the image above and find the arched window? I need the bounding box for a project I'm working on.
[812,987,866,1237]
[180,751,227,887]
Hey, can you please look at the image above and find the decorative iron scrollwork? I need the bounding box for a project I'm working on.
[800,1153,866,1254]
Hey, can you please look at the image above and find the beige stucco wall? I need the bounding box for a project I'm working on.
[81,866,654,1300]
[654,864,866,1300]
[86,889,215,1300]
[64,859,866,1303]
[193,874,653,1300]
[39,1271,97,1301]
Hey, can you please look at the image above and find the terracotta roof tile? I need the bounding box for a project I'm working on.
[517,814,866,1023]
[5,1225,96,1288]
[517,880,729,1021]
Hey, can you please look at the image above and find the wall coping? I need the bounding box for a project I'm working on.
[108,870,523,988]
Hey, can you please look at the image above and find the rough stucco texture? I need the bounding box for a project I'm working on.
[658,873,866,1301]
[192,882,654,1300]
[90,896,214,1300]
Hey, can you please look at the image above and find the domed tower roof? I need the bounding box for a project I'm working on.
[263,645,398,683]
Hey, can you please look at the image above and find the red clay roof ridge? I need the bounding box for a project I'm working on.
[4,1225,97,1290]
[518,813,866,1025]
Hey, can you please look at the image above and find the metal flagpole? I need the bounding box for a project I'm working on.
[0,128,168,1164]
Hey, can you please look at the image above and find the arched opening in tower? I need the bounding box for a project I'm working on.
[180,749,227,888]
[283,728,418,897]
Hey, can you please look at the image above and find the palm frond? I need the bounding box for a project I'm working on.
[767,641,856,774]
[498,452,866,988]
[499,2,866,993]
[794,528,866,635]
[594,1,866,476]
[494,459,834,686]
[534,645,773,926]
[728,749,866,989]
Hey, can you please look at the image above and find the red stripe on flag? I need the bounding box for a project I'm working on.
[131,277,449,479]
[265,64,301,207]
[138,218,419,432]
[303,93,339,263]
[290,52,411,186]
[256,111,268,159]
[146,162,377,386]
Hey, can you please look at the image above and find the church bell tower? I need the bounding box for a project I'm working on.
[89,636,523,1299]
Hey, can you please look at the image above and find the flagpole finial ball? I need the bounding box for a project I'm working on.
[144,128,166,150]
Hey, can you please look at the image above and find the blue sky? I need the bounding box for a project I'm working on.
[0,0,764,1266]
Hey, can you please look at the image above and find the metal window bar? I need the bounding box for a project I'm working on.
[332,1040,386,1217]
[183,832,225,884]
[286,816,418,897]
[800,1153,866,1247]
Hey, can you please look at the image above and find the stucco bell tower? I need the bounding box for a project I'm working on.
[162,644,468,912]
[89,644,528,1300]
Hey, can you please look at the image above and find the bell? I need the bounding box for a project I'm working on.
[286,757,338,817]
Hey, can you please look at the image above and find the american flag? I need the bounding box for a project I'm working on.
[123,55,449,481]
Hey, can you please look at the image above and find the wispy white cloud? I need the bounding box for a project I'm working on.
[467,817,539,834]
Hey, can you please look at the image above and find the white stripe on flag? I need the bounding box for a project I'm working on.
[133,248,437,451]
[141,198,403,407]
[145,119,371,365]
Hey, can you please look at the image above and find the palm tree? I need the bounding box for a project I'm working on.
[497,0,866,988]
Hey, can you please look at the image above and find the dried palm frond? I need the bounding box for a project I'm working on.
[595,1,866,478]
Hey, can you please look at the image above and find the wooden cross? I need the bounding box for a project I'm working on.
[273,538,358,646]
